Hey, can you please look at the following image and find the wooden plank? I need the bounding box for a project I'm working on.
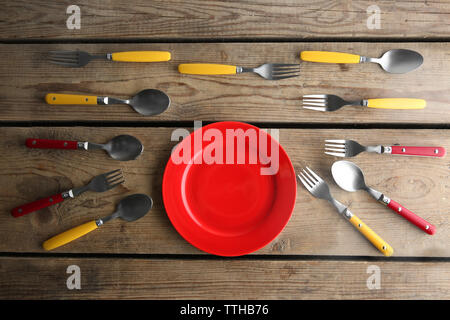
[0,257,448,299]
[0,127,448,257]
[0,42,449,124]
[2,1,450,40]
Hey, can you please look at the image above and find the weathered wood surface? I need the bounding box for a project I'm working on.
[0,257,448,299]
[0,42,449,123]
[0,127,448,257]
[1,0,450,40]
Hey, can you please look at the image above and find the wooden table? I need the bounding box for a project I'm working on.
[0,1,449,300]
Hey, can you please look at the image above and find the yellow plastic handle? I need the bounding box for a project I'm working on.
[45,93,98,105]
[178,63,237,75]
[349,214,394,257]
[111,51,171,62]
[300,51,361,64]
[367,98,426,109]
[43,220,98,251]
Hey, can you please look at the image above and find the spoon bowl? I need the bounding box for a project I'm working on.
[376,49,423,74]
[130,89,170,116]
[116,193,153,222]
[103,135,143,161]
[331,160,367,192]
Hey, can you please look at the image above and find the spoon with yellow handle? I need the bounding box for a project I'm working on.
[300,49,423,74]
[45,89,170,116]
[43,194,152,251]
[48,50,171,67]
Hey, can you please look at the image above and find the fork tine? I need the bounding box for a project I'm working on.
[107,175,124,185]
[324,143,345,148]
[302,106,326,111]
[49,57,78,63]
[108,180,125,189]
[325,139,346,143]
[303,99,326,103]
[299,172,313,188]
[104,169,121,177]
[48,54,78,59]
[106,172,123,180]
[272,68,301,74]
[306,167,323,182]
[49,50,78,55]
[302,102,326,107]
[325,151,346,157]
[303,94,327,98]
[297,174,312,191]
[271,64,300,67]
[48,60,79,67]
[272,74,299,80]
[48,51,78,56]
[325,147,346,152]
[302,168,317,184]
[272,70,300,76]
[107,177,124,185]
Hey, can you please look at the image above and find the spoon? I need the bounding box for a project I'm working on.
[26,134,143,161]
[331,160,435,235]
[45,89,171,116]
[43,194,153,250]
[300,49,423,73]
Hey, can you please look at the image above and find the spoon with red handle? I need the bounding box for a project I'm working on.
[331,161,436,235]
[25,135,143,161]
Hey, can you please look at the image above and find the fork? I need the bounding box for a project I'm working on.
[324,139,446,158]
[11,169,124,217]
[302,94,426,111]
[178,63,300,80]
[48,50,171,67]
[297,166,393,256]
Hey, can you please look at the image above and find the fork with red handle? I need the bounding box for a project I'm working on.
[324,139,446,158]
[11,169,124,217]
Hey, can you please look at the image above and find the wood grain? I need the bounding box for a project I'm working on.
[1,1,450,40]
[0,127,448,257]
[0,42,449,123]
[0,257,448,299]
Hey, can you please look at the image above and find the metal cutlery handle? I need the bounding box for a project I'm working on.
[43,220,99,251]
[45,93,98,105]
[347,211,394,256]
[11,193,67,217]
[366,98,426,109]
[178,63,237,75]
[109,51,171,62]
[384,199,436,235]
[300,51,360,64]
[387,146,446,157]
[25,138,79,150]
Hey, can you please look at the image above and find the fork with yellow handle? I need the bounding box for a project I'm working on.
[302,94,426,112]
[178,63,300,80]
[48,50,171,67]
[298,166,393,257]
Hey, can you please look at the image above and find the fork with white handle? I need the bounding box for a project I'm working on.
[297,166,393,256]
[302,94,426,112]
[324,139,446,158]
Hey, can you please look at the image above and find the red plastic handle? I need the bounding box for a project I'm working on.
[26,138,78,150]
[391,146,446,158]
[11,193,64,217]
[387,200,436,235]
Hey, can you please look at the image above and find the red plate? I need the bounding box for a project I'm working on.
[162,121,297,256]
